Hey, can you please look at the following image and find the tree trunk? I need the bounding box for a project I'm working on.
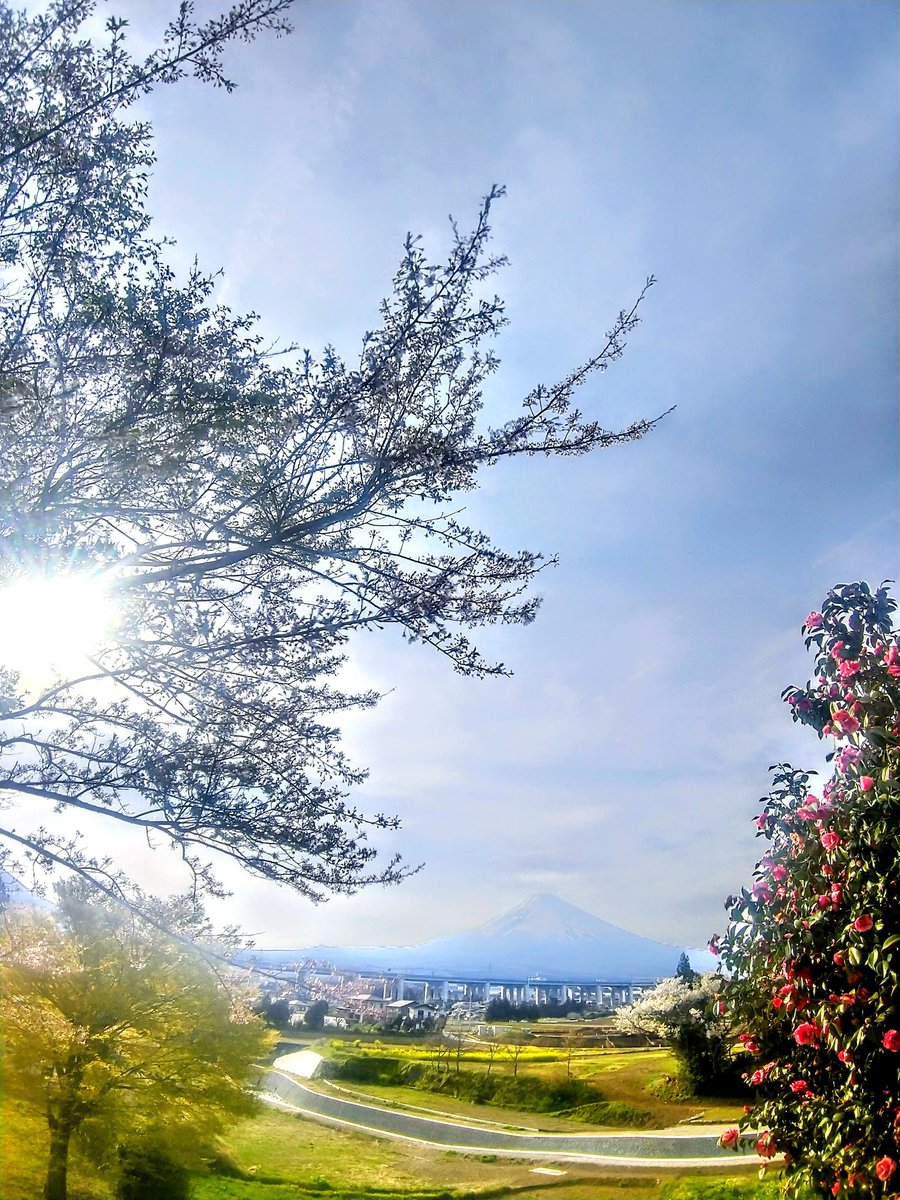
[44,1119,74,1200]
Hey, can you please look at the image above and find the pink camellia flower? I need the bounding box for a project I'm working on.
[772,864,787,882]
[875,1157,897,1183]
[885,645,900,676]
[840,744,859,772]
[833,951,845,966]
[853,914,874,933]
[837,659,859,680]
[719,1128,740,1150]
[749,1068,768,1086]
[820,830,841,851]
[756,1131,777,1159]
[751,881,774,903]
[858,776,874,791]
[790,1080,809,1094]
[793,1022,821,1047]
[836,745,860,771]
[804,612,823,630]
[883,1029,900,1053]
[831,710,860,736]
[837,1049,852,1064]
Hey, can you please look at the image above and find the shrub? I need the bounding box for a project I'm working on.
[717,583,900,1198]
[116,1147,189,1200]
[558,1100,653,1127]
[324,1054,405,1085]
[645,1074,691,1102]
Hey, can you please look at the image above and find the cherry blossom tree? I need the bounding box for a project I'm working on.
[0,2,661,921]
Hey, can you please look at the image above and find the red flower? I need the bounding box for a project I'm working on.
[771,863,787,882]
[749,1068,768,1086]
[719,1127,740,1149]
[853,914,874,933]
[837,1049,852,1063]
[821,830,841,851]
[752,881,774,903]
[790,1080,809,1094]
[875,1157,897,1183]
[858,776,874,791]
[831,710,860,735]
[793,1022,821,1047]
[756,1131,777,1159]
[804,612,823,630]
[883,1029,900,1053]
[833,951,845,966]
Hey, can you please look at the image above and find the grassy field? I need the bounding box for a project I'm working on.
[194,1105,781,1200]
[2,1097,780,1200]
[2,1040,761,1200]
[306,1037,746,1129]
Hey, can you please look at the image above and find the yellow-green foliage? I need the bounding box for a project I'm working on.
[0,894,274,1199]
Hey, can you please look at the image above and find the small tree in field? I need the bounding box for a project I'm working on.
[0,889,272,1200]
[614,974,739,1096]
[716,583,900,1196]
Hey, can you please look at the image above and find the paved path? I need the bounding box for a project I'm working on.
[261,1069,762,1170]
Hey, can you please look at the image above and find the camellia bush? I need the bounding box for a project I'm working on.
[714,582,899,1197]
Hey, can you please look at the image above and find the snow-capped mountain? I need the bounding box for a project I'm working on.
[244,893,713,981]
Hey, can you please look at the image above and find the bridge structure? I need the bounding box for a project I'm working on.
[301,964,658,1009]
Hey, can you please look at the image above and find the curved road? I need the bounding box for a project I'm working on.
[262,1069,763,1170]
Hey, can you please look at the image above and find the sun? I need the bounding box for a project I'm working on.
[0,570,120,682]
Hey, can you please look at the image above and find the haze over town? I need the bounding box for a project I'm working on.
[17,0,900,952]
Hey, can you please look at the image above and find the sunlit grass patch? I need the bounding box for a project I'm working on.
[0,1098,112,1200]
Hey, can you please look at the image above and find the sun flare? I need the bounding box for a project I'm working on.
[0,571,120,682]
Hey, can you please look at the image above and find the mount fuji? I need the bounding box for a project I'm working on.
[245,893,713,981]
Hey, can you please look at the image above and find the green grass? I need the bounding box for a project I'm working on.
[2,1043,762,1200]
[0,1098,113,1200]
[2,1096,782,1200]
[310,1042,745,1129]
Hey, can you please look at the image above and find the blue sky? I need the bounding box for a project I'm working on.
[112,0,897,950]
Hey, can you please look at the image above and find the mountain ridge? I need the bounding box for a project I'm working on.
[245,892,713,981]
